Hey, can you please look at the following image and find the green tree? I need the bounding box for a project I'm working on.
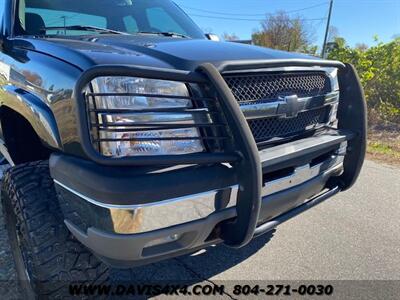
[328,37,400,123]
[252,11,314,52]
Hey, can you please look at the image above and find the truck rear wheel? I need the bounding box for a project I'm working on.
[1,161,109,298]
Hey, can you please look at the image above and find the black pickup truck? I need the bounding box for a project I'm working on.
[0,0,367,297]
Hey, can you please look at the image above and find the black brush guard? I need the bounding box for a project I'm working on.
[73,60,367,248]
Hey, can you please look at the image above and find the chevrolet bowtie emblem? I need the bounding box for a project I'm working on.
[277,95,304,118]
[240,92,337,120]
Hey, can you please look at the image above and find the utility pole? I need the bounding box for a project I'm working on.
[321,0,334,58]
[61,16,67,35]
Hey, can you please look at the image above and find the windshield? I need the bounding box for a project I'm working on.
[15,0,205,39]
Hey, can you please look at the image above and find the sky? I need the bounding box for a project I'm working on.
[174,0,400,49]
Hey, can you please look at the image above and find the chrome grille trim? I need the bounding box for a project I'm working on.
[241,91,339,120]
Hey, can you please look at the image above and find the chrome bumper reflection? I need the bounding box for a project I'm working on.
[54,181,238,234]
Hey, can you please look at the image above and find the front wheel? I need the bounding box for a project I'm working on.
[1,161,109,298]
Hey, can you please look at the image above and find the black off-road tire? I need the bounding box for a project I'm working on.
[1,161,109,298]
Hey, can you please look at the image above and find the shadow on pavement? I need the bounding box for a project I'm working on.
[112,229,276,285]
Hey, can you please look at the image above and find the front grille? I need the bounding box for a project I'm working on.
[224,71,333,145]
[247,106,331,143]
[224,71,331,104]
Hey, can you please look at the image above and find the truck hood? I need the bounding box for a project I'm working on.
[18,35,319,71]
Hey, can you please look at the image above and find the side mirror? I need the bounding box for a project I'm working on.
[205,33,220,42]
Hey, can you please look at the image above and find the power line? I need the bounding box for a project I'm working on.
[181,2,329,17]
[188,13,327,22]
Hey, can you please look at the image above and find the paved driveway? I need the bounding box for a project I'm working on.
[1,160,399,298]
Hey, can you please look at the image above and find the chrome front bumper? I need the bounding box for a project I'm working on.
[55,180,239,235]
[56,151,344,267]
[54,138,346,236]
[50,131,354,268]
[52,130,350,267]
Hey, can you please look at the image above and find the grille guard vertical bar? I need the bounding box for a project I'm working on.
[334,63,367,190]
[198,63,262,248]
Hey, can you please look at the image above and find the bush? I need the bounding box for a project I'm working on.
[327,37,400,124]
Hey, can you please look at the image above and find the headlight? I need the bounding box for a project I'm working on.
[89,77,206,157]
[327,68,339,92]
[326,68,340,127]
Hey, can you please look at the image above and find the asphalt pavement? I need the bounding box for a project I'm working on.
[1,160,399,299]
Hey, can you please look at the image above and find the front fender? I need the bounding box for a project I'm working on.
[0,85,62,150]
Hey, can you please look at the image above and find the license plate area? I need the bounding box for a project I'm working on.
[261,142,347,197]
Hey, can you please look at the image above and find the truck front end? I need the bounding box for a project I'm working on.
[50,60,366,267]
[0,1,368,297]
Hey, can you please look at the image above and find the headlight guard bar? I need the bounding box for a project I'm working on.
[74,64,242,167]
